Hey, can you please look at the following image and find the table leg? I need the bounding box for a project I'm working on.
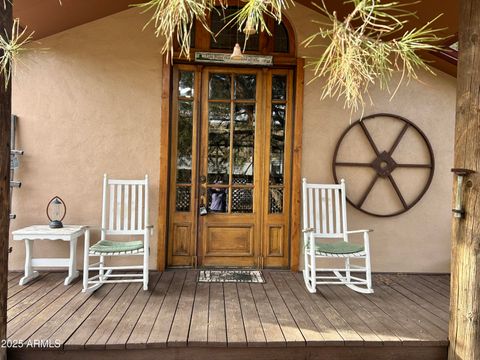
[19,239,39,285]
[65,237,80,285]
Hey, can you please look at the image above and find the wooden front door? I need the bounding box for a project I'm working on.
[168,65,294,268]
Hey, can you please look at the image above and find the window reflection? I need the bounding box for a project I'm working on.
[235,75,256,100]
[176,101,194,184]
[208,103,230,184]
[207,72,257,214]
[208,187,228,213]
[269,74,287,214]
[178,71,194,98]
[175,71,195,213]
[272,75,287,100]
[209,73,231,100]
[233,103,255,185]
[274,22,289,53]
[270,104,286,185]
[210,7,259,51]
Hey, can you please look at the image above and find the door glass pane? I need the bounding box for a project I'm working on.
[272,75,287,100]
[269,188,283,213]
[274,23,289,53]
[209,73,231,100]
[208,187,228,213]
[233,103,255,185]
[235,74,256,100]
[232,188,253,213]
[269,104,286,185]
[176,101,193,183]
[178,71,194,98]
[210,7,259,51]
[208,102,230,184]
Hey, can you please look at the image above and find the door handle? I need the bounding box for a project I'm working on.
[199,194,208,216]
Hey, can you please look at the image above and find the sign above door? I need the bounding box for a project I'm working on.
[195,52,273,66]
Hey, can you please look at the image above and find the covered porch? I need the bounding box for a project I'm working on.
[7,270,449,360]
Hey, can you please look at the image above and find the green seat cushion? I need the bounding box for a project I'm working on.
[90,240,144,253]
[308,241,364,254]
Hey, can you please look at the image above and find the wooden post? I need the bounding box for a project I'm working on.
[0,2,12,360]
[448,0,480,359]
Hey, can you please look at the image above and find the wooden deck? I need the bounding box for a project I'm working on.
[6,270,450,360]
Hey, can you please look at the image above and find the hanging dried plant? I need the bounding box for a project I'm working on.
[133,0,220,61]
[0,18,34,89]
[226,0,294,38]
[303,0,446,113]
[134,0,294,60]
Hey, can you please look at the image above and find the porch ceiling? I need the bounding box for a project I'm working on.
[14,0,458,76]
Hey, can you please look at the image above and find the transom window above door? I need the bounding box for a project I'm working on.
[175,7,296,57]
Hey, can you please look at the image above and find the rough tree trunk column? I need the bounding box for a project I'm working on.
[448,0,480,359]
[0,2,12,360]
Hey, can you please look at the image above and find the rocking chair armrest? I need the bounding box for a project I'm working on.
[346,229,373,234]
[302,228,315,233]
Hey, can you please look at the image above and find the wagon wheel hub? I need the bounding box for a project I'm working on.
[371,151,397,178]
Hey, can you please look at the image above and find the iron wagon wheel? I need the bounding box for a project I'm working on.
[332,113,435,217]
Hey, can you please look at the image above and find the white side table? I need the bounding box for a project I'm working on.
[12,225,90,285]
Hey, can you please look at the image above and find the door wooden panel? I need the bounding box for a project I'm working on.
[205,225,254,256]
[167,65,294,268]
[267,225,284,257]
[172,224,192,256]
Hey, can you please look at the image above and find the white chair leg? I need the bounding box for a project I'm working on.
[364,231,373,292]
[345,258,351,283]
[143,247,149,291]
[82,230,90,292]
[308,234,317,293]
[99,255,105,281]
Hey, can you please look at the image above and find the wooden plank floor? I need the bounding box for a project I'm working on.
[6,271,450,360]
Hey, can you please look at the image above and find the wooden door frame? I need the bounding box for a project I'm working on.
[157,59,304,271]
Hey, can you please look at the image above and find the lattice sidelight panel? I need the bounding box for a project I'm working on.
[176,187,191,212]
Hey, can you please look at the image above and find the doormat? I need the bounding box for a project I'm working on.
[198,270,265,283]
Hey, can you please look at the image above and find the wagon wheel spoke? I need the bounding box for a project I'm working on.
[388,174,408,209]
[335,162,373,167]
[357,174,379,208]
[388,123,409,156]
[396,163,433,168]
[359,121,380,156]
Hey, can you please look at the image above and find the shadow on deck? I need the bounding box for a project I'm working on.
[6,270,450,360]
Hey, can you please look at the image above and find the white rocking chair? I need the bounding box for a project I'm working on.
[302,178,373,294]
[83,174,152,292]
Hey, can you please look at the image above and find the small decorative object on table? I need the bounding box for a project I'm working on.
[46,196,66,228]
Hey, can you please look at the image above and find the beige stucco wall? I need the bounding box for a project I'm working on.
[286,4,456,273]
[9,4,456,273]
[10,8,163,270]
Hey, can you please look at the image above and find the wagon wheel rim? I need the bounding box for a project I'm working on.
[332,113,435,217]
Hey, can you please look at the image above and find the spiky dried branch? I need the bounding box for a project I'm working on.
[133,0,219,61]
[0,18,34,89]
[133,0,293,60]
[303,0,446,113]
